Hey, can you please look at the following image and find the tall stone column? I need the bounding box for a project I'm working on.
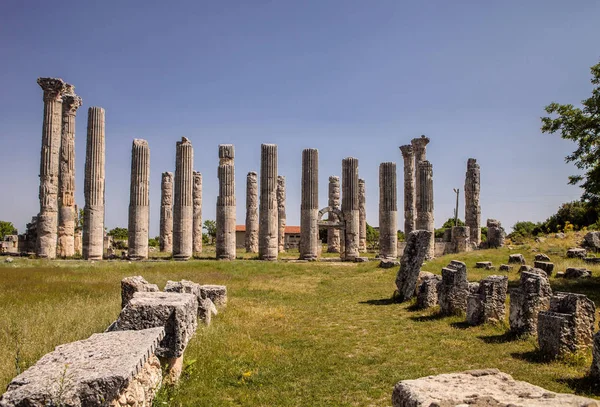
[173,137,194,260]
[342,157,360,261]
[193,171,203,254]
[127,139,150,260]
[327,176,341,253]
[358,179,367,252]
[300,149,319,260]
[57,85,82,258]
[160,172,174,253]
[83,107,106,260]
[258,144,278,261]
[36,77,66,259]
[399,145,415,235]
[379,162,398,259]
[465,158,481,246]
[416,160,435,259]
[245,172,259,253]
[277,176,286,252]
[216,144,236,260]
[411,135,430,228]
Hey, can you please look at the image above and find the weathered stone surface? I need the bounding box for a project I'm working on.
[111,354,161,407]
[160,172,174,253]
[245,172,259,253]
[509,269,552,335]
[464,158,481,246]
[567,247,587,258]
[173,137,194,260]
[438,261,469,315]
[358,179,367,253]
[83,107,106,260]
[499,264,513,272]
[411,135,429,237]
[379,162,398,259]
[564,267,592,279]
[327,176,341,253]
[259,144,278,261]
[128,139,150,260]
[534,261,554,276]
[0,328,165,407]
[584,257,600,264]
[535,253,551,261]
[475,261,492,268]
[590,331,600,380]
[583,231,600,251]
[466,275,508,325]
[300,149,319,260]
[519,264,533,273]
[193,171,203,254]
[112,292,198,358]
[121,276,159,309]
[354,256,369,263]
[416,161,434,259]
[399,145,416,236]
[508,253,525,264]
[342,157,360,261]
[216,145,236,260]
[164,280,217,325]
[451,226,470,253]
[199,285,228,307]
[486,219,505,248]
[277,175,286,253]
[416,274,441,309]
[379,260,400,269]
[391,368,599,407]
[394,230,432,302]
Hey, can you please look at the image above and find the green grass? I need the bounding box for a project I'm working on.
[2,235,600,406]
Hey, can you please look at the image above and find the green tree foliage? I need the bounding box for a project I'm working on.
[541,201,599,233]
[508,221,540,240]
[541,61,600,202]
[0,221,17,239]
[397,230,405,242]
[148,236,160,247]
[365,223,379,244]
[107,227,128,241]
[441,218,465,229]
[203,220,216,244]
[76,209,84,231]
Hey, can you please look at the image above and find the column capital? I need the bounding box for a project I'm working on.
[62,94,83,116]
[399,144,413,158]
[37,77,66,101]
[411,135,430,149]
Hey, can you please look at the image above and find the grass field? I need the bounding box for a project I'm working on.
[2,233,600,406]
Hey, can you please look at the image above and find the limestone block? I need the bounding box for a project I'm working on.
[111,354,161,407]
[416,275,441,309]
[550,292,596,347]
[121,276,159,309]
[164,280,217,325]
[475,261,492,268]
[379,260,400,269]
[508,254,525,264]
[394,230,432,302]
[519,265,533,273]
[538,311,575,357]
[199,285,228,307]
[466,275,508,325]
[509,269,552,335]
[391,368,599,407]
[535,253,551,261]
[499,264,513,272]
[0,328,164,407]
[112,292,198,358]
[564,267,592,279]
[533,261,554,276]
[583,231,600,251]
[438,261,469,315]
[566,248,586,259]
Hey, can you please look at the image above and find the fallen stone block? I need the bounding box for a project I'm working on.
[199,285,228,308]
[519,264,533,273]
[475,261,492,269]
[509,269,552,335]
[566,248,586,259]
[0,328,164,407]
[533,261,554,276]
[394,230,432,302]
[564,267,592,279]
[391,368,599,407]
[438,261,469,315]
[121,276,159,309]
[535,253,551,261]
[583,257,600,264]
[379,259,400,269]
[499,264,513,272]
[508,254,525,264]
[466,275,508,325]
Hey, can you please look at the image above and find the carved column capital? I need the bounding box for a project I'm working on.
[37,77,66,101]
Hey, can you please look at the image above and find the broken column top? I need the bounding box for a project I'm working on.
[487,219,501,228]
[467,158,479,168]
[410,135,430,147]
[0,328,164,407]
[329,175,339,182]
[399,144,413,156]
[219,144,234,159]
[178,136,191,145]
[37,77,66,98]
[132,138,148,148]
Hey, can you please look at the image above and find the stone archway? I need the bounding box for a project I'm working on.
[317,206,345,257]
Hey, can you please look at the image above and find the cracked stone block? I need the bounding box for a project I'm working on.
[475,261,492,268]
[499,264,513,272]
[590,332,600,380]
[564,267,592,279]
[549,292,595,347]
[533,261,554,276]
[0,328,164,407]
[509,269,552,335]
[566,248,586,259]
[112,292,198,358]
[535,253,551,262]
[164,280,217,325]
[394,230,433,302]
[121,276,159,309]
[508,254,525,264]
[466,275,508,325]
[379,260,400,269]
[438,261,469,315]
[538,311,574,357]
[416,274,441,309]
[199,285,228,307]
[519,265,533,273]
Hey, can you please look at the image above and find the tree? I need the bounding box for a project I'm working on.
[76,208,84,231]
[441,218,465,229]
[148,236,160,247]
[203,220,216,244]
[107,227,128,241]
[542,61,600,202]
[508,221,540,240]
[0,221,17,239]
[366,223,379,249]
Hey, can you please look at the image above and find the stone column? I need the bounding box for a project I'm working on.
[160,172,174,253]
[127,139,150,260]
[465,158,481,246]
[216,144,236,260]
[379,162,398,259]
[259,144,278,261]
[83,107,106,260]
[411,135,430,229]
[173,137,194,260]
[57,86,82,258]
[36,77,66,259]
[245,172,259,253]
[358,179,367,252]
[277,176,286,252]
[399,145,415,235]
[342,157,360,261]
[416,160,435,259]
[327,176,341,253]
[193,171,203,254]
[300,149,319,260]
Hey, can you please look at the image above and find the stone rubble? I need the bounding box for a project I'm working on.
[466,275,508,325]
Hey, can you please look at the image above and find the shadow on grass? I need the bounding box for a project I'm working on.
[409,312,448,322]
[478,331,522,344]
[450,321,472,330]
[557,375,600,397]
[359,298,398,306]
[511,349,552,364]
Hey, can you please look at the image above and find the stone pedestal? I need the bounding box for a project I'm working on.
[259,144,278,261]
[160,172,174,253]
[466,275,508,325]
[509,269,552,335]
[416,161,434,259]
[216,145,235,260]
[379,162,397,259]
[300,149,319,260]
[277,176,286,252]
[342,157,359,261]
[173,137,194,260]
[464,158,481,246]
[327,176,341,253]
[83,107,106,260]
[438,261,469,315]
[128,139,150,260]
[193,171,203,254]
[487,219,505,248]
[451,226,470,253]
[245,171,259,253]
[358,179,367,252]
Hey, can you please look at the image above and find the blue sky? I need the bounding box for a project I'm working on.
[0,0,598,236]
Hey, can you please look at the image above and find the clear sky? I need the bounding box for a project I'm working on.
[0,0,598,236]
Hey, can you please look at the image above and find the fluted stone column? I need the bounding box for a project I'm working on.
[465,158,481,246]
[216,144,236,260]
[36,77,66,259]
[83,107,106,260]
[379,162,398,259]
[57,85,82,258]
[327,176,341,253]
[245,172,259,253]
[300,149,319,260]
[193,171,203,254]
[160,172,174,253]
[399,145,415,235]
[358,179,367,252]
[259,144,278,261]
[416,160,435,259]
[411,135,430,228]
[342,157,360,261]
[277,176,286,252]
[127,139,150,260]
[173,137,194,260]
